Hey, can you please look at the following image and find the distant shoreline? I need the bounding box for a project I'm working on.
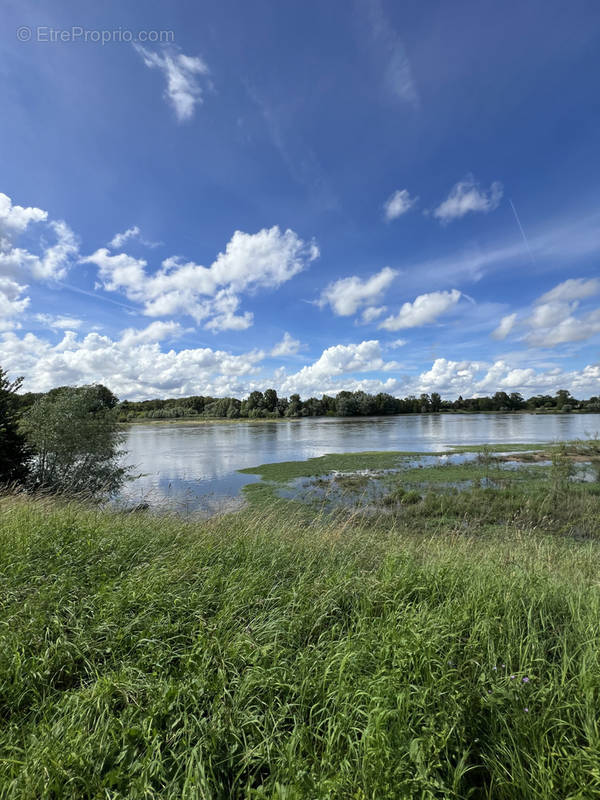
[122,409,600,426]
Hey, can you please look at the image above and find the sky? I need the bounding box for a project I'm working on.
[1,0,600,401]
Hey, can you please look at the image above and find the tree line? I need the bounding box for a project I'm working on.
[110,387,597,420]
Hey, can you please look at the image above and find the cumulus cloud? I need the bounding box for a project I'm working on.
[413,357,600,399]
[526,308,600,347]
[271,332,301,357]
[0,192,47,237]
[0,192,78,329]
[83,226,318,331]
[31,220,78,281]
[384,189,417,221]
[134,45,211,121]
[0,326,265,399]
[0,193,77,282]
[0,277,29,328]
[280,340,400,396]
[319,267,397,317]
[495,278,600,347]
[492,312,517,340]
[379,289,461,330]
[4,324,600,402]
[433,176,503,223]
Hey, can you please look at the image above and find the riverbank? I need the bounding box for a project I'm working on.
[2,492,600,798]
[122,408,598,425]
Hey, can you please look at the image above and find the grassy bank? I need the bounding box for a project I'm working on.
[2,493,600,798]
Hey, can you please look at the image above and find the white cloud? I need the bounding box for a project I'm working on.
[271,332,301,357]
[109,226,159,250]
[4,325,600,403]
[384,189,417,221]
[433,176,503,223]
[110,226,140,249]
[0,277,29,328]
[495,278,600,347]
[280,340,400,396]
[365,0,419,106]
[379,289,461,330]
[83,226,318,331]
[529,302,572,330]
[361,305,387,323]
[35,313,83,331]
[0,327,265,399]
[319,267,397,316]
[134,45,210,121]
[119,321,183,346]
[526,308,600,347]
[492,312,517,340]
[413,357,600,399]
[0,192,78,329]
[389,338,407,348]
[538,277,600,304]
[0,192,47,238]
[31,220,78,281]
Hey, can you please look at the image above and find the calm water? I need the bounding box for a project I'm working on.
[120,414,600,510]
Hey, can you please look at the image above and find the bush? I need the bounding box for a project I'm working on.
[20,385,129,497]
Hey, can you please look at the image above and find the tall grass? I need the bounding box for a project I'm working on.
[1,496,600,798]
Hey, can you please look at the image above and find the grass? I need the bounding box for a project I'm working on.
[237,444,564,485]
[240,442,600,520]
[239,450,414,481]
[2,483,600,798]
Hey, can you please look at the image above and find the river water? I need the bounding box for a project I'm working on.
[120,413,600,511]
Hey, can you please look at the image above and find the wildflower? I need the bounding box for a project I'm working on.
[524,708,529,712]
[522,677,530,683]
[493,666,497,671]
[510,675,516,680]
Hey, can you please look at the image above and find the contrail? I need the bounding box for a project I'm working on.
[509,198,536,265]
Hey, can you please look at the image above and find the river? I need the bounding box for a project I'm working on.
[119,413,600,511]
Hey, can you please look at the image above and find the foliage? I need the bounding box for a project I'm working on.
[0,368,29,485]
[103,387,600,422]
[20,384,128,497]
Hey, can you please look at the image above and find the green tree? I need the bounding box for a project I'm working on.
[555,389,571,410]
[419,393,431,413]
[285,394,302,417]
[430,392,441,412]
[263,389,278,413]
[21,385,129,497]
[0,368,29,485]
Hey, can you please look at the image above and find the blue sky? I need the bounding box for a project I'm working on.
[1,0,600,400]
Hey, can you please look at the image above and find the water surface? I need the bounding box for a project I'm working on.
[121,414,600,510]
